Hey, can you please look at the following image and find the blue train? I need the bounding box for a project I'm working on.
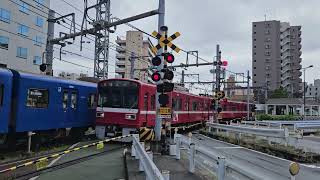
[0,68,97,148]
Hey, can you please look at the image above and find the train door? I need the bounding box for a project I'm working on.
[62,89,78,126]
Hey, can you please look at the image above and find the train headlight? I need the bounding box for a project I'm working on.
[125,114,136,120]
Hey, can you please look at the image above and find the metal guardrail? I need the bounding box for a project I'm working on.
[175,134,261,180]
[262,120,320,124]
[131,134,167,180]
[207,122,288,138]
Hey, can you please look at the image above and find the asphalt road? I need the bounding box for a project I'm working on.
[182,133,320,180]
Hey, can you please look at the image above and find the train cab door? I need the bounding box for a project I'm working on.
[62,89,78,126]
[143,93,149,126]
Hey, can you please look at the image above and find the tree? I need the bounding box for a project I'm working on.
[270,87,289,98]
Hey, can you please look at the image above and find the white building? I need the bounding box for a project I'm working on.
[306,79,320,100]
[115,31,154,82]
[58,71,88,80]
[0,0,50,74]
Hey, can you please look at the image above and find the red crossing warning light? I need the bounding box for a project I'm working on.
[151,72,161,82]
[222,61,228,66]
[164,53,174,63]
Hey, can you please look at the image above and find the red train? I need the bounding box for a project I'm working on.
[95,79,251,138]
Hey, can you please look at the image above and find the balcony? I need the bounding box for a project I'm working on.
[116,53,126,60]
[281,65,291,74]
[280,30,290,39]
[115,60,126,66]
[116,46,126,53]
[281,51,291,59]
[280,38,290,46]
[115,67,125,73]
[115,37,126,45]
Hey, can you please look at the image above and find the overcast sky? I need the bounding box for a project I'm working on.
[50,0,320,93]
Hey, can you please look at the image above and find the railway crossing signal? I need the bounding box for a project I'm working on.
[151,31,181,54]
[214,91,225,100]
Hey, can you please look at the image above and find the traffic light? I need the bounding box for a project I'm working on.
[40,64,47,72]
[163,53,174,63]
[157,82,174,93]
[152,56,161,66]
[217,107,222,113]
[251,104,257,112]
[162,69,174,80]
[151,72,161,82]
[210,99,216,110]
[158,93,169,106]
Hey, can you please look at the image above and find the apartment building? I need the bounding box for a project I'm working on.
[252,20,302,96]
[115,31,154,82]
[0,0,50,74]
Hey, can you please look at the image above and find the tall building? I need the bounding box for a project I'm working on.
[0,0,50,74]
[252,20,302,96]
[306,79,320,100]
[115,31,154,82]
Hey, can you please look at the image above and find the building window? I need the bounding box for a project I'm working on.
[291,42,296,46]
[0,36,9,50]
[254,45,256,48]
[265,37,271,42]
[265,45,271,49]
[26,88,49,108]
[265,30,270,35]
[310,93,312,96]
[266,58,271,62]
[19,1,29,14]
[0,8,11,23]
[17,24,29,36]
[291,35,295,39]
[33,56,42,65]
[254,81,257,83]
[35,0,45,7]
[254,38,256,41]
[254,31,256,34]
[254,60,256,62]
[254,74,256,76]
[33,36,43,46]
[35,16,44,27]
[265,51,271,56]
[266,66,270,70]
[254,52,256,55]
[254,24,256,27]
[254,67,256,69]
[17,47,27,59]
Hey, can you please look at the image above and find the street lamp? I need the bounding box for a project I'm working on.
[300,65,313,120]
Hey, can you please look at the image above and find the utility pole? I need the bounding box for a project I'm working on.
[94,0,111,79]
[154,0,165,141]
[215,45,221,92]
[247,70,250,120]
[181,70,185,83]
[45,10,55,76]
[130,52,136,79]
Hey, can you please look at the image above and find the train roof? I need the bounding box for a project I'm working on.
[0,67,13,76]
[10,69,97,88]
[99,78,211,99]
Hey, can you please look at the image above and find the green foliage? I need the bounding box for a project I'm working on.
[270,87,289,98]
[256,114,298,120]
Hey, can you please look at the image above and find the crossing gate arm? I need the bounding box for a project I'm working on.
[0,134,133,174]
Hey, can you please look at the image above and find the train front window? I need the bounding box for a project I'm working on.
[0,84,3,106]
[98,81,138,109]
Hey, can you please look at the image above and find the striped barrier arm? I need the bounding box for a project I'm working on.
[0,134,133,174]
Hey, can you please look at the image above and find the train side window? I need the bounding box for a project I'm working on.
[151,94,155,110]
[173,98,182,111]
[0,84,3,106]
[71,91,77,109]
[63,90,68,110]
[192,102,198,111]
[177,98,182,110]
[143,93,148,110]
[185,98,189,111]
[88,94,96,109]
[26,88,49,108]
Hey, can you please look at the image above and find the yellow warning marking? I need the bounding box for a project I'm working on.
[9,166,17,171]
[51,154,60,158]
[73,147,80,151]
[24,161,34,166]
[36,159,48,170]
[96,143,104,150]
[63,150,71,154]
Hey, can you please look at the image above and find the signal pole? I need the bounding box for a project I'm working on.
[215,45,221,92]
[155,0,165,141]
[247,70,250,120]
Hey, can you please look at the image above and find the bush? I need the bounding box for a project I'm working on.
[256,114,298,121]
